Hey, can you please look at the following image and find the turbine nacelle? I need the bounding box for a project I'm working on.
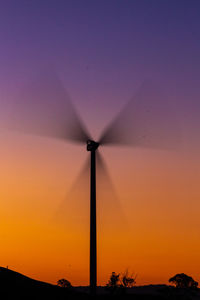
[87,140,99,151]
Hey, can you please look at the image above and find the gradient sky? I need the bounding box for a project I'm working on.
[0,0,200,286]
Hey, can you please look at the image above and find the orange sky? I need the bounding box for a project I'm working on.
[0,130,199,286]
[0,0,200,288]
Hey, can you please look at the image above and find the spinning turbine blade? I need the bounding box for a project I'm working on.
[99,82,181,150]
[4,70,90,144]
[53,156,90,225]
[96,151,127,227]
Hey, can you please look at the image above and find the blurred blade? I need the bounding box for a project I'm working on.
[53,156,90,226]
[99,81,181,150]
[96,151,128,231]
[4,69,91,144]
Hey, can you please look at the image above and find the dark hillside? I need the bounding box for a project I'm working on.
[0,267,71,299]
[0,267,199,300]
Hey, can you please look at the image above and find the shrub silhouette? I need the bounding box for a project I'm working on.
[106,272,120,292]
[57,278,72,288]
[106,271,136,294]
[121,270,136,288]
[169,273,198,289]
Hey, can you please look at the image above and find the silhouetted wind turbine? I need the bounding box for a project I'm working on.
[2,71,180,295]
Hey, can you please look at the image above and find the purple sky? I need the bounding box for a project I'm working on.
[0,0,200,285]
[0,1,200,135]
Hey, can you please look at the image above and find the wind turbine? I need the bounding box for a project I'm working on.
[2,71,180,295]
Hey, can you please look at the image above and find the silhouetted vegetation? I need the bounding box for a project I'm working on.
[57,278,72,288]
[1,266,200,299]
[106,271,136,294]
[169,273,198,289]
[106,272,120,293]
[121,270,136,288]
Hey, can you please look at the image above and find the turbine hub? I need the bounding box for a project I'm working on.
[87,140,99,151]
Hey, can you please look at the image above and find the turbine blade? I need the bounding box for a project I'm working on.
[99,81,181,150]
[96,151,128,230]
[53,156,90,226]
[3,69,91,144]
[53,151,128,234]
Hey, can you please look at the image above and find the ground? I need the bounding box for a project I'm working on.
[0,267,199,299]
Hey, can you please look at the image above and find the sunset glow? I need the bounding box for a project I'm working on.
[0,0,200,287]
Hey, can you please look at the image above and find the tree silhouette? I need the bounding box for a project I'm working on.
[121,270,136,288]
[106,272,120,288]
[106,271,136,294]
[57,278,72,288]
[169,273,198,289]
[106,272,120,294]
